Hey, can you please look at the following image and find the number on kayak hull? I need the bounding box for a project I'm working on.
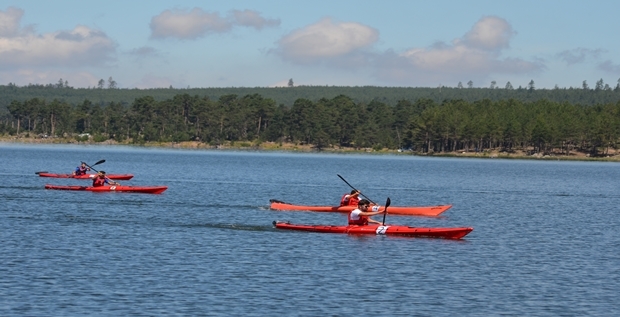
[376,226,389,235]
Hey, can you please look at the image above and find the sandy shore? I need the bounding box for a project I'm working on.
[2,135,619,162]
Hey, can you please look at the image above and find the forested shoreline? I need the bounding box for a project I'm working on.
[2,84,620,157]
[2,81,620,109]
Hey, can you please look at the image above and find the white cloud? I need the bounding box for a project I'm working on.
[373,16,543,85]
[0,8,116,70]
[0,26,117,69]
[0,7,116,87]
[128,46,160,58]
[150,8,230,39]
[273,17,379,64]
[462,16,514,51]
[149,8,279,40]
[232,9,280,30]
[271,16,541,86]
[0,6,23,37]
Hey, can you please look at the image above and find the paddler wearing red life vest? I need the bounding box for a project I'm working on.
[340,189,361,206]
[348,199,386,225]
[92,171,120,187]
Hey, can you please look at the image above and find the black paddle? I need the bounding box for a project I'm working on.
[83,159,121,185]
[337,174,377,205]
[81,159,106,173]
[35,159,105,175]
[382,197,391,226]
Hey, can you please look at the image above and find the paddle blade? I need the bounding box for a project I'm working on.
[35,171,48,174]
[382,197,390,226]
[93,159,106,166]
[81,161,100,173]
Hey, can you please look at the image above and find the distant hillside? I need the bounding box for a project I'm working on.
[1,84,619,113]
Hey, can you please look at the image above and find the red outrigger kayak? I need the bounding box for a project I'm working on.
[273,221,473,239]
[37,172,134,180]
[270,199,451,217]
[45,184,167,194]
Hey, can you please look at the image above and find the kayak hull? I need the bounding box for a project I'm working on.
[38,172,134,180]
[269,199,451,216]
[44,184,167,194]
[273,221,473,239]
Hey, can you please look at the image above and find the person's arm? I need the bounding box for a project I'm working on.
[359,210,386,223]
[367,218,382,224]
[358,210,384,217]
[105,177,120,186]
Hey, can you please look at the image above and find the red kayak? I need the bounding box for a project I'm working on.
[273,221,473,239]
[270,199,451,217]
[45,184,167,194]
[37,172,134,180]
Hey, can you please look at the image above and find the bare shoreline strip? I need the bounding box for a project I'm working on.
[1,137,618,162]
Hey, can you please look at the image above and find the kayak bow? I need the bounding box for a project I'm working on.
[273,221,473,239]
[269,199,451,216]
[44,184,167,194]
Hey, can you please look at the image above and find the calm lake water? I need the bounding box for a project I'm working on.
[0,143,618,316]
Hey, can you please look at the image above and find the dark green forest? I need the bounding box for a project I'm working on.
[2,79,620,109]
[2,81,620,155]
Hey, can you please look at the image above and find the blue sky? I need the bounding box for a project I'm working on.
[1,0,619,89]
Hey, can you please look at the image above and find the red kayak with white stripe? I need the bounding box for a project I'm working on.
[270,199,451,216]
[37,172,134,180]
[273,221,473,239]
[44,184,167,194]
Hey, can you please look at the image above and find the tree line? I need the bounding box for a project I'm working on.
[2,78,620,114]
[2,92,620,156]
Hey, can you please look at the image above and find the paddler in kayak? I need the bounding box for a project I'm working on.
[92,171,120,187]
[340,189,361,206]
[72,162,90,176]
[348,199,386,225]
